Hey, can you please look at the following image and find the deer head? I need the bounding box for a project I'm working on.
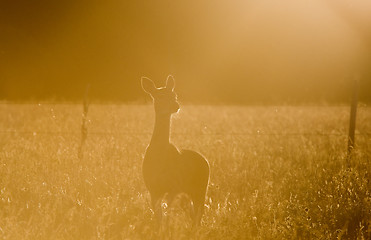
[141,75,180,115]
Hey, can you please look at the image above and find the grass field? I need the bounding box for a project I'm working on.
[0,103,370,239]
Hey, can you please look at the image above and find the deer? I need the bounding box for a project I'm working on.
[141,75,210,226]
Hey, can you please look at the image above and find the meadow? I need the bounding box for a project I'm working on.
[0,103,370,239]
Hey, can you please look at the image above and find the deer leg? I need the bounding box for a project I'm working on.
[166,192,176,208]
[191,196,205,226]
[150,193,163,223]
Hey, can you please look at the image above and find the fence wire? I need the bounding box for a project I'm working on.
[0,130,370,137]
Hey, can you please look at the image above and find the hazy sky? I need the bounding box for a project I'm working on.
[1,0,370,102]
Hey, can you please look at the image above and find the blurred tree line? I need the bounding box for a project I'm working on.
[1,0,370,104]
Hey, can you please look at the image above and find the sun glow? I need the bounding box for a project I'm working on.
[1,0,370,102]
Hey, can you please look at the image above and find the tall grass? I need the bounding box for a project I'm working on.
[0,104,370,239]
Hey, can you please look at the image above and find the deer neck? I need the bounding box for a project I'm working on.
[150,112,171,147]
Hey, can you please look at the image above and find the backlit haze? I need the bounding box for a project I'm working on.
[1,0,370,103]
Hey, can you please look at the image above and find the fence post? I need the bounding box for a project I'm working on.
[347,75,359,166]
[78,84,91,160]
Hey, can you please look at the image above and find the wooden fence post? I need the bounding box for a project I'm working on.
[78,84,91,160]
[347,75,359,166]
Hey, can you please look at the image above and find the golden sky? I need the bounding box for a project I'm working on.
[1,0,370,102]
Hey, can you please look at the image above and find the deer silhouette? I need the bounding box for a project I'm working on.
[141,75,210,225]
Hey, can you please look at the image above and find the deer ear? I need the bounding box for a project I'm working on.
[166,75,175,91]
[141,77,156,94]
